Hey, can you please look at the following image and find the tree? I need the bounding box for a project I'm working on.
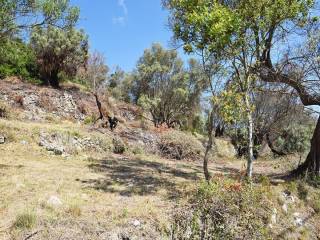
[30,26,88,88]
[0,38,38,80]
[164,0,256,178]
[164,0,319,178]
[85,50,108,91]
[131,43,205,128]
[0,0,79,40]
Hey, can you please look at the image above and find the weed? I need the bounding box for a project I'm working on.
[113,137,126,154]
[297,181,308,200]
[84,115,96,125]
[13,211,36,229]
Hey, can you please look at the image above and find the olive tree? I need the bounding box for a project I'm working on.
[0,0,79,40]
[30,26,88,88]
[164,0,319,178]
[131,43,206,128]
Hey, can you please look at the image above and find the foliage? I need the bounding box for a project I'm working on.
[189,114,206,134]
[275,124,314,154]
[30,26,88,88]
[0,39,38,80]
[213,89,247,125]
[132,43,206,128]
[0,0,80,39]
[159,130,204,160]
[81,50,108,91]
[171,179,271,239]
[108,67,132,101]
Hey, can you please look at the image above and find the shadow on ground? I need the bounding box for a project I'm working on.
[81,156,200,198]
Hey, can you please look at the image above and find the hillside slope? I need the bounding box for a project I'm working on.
[0,80,320,240]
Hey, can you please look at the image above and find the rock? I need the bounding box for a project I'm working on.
[293,212,303,226]
[282,203,288,213]
[131,219,141,227]
[271,208,277,224]
[47,195,63,207]
[20,140,28,145]
[39,131,65,155]
[281,191,295,203]
[0,135,5,144]
[258,140,272,158]
[213,138,237,158]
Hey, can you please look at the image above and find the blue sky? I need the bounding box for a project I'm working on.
[71,0,180,72]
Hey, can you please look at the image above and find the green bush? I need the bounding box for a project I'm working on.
[275,124,313,154]
[0,39,38,81]
[159,130,204,160]
[171,179,271,239]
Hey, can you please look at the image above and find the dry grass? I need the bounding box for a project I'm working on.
[0,119,203,239]
[1,118,320,239]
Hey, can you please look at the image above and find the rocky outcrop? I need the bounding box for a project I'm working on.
[39,130,111,155]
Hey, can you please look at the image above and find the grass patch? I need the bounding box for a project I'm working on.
[13,211,37,229]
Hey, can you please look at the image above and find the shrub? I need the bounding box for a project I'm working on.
[171,179,271,239]
[159,130,204,160]
[275,124,313,154]
[311,199,320,214]
[13,211,36,229]
[113,137,126,154]
[0,101,9,118]
[297,181,309,200]
[84,115,96,125]
[0,39,38,81]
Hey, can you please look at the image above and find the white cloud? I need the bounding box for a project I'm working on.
[112,0,128,26]
[112,16,125,26]
[118,0,128,15]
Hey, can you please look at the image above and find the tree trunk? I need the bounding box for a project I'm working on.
[290,116,320,178]
[93,92,104,122]
[203,110,214,181]
[245,95,254,179]
[48,70,60,88]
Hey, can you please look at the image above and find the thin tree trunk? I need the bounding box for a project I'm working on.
[290,116,320,178]
[93,92,104,122]
[203,110,214,181]
[245,94,254,179]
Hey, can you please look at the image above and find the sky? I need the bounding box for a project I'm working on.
[71,0,179,72]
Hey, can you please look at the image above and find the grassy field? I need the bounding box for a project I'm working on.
[0,118,204,239]
[0,118,319,239]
